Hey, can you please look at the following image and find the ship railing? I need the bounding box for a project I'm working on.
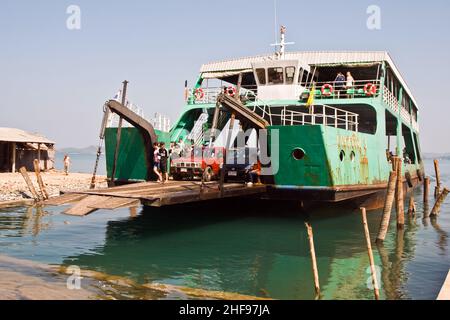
[302,79,382,100]
[188,86,257,104]
[382,86,420,132]
[249,103,359,132]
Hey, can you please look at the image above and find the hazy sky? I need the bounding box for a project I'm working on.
[1,0,449,152]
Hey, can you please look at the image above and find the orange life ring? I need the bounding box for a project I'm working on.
[194,88,205,100]
[364,83,377,96]
[321,84,334,97]
[226,86,237,97]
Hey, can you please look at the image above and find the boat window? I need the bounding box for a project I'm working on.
[285,66,296,84]
[255,68,266,85]
[268,67,284,85]
[298,68,309,86]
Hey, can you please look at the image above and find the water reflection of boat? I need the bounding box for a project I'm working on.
[59,201,421,299]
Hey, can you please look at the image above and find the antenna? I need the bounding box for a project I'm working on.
[270,25,295,59]
[273,0,278,49]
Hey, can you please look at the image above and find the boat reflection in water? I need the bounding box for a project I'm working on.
[59,190,445,300]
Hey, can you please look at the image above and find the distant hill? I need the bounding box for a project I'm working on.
[423,153,450,160]
[57,146,98,155]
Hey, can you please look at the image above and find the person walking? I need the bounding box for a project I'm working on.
[159,142,169,183]
[153,142,163,182]
[63,154,71,175]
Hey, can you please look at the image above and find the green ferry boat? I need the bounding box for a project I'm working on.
[104,28,424,208]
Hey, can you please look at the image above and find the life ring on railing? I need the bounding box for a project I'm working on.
[364,83,377,96]
[226,86,237,97]
[194,88,205,100]
[321,84,334,97]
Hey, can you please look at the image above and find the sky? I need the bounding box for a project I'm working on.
[1,0,449,152]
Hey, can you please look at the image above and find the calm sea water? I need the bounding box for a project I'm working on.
[54,152,106,176]
[0,159,449,300]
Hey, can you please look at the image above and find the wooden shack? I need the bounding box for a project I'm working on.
[0,127,55,172]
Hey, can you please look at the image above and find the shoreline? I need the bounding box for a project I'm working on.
[0,170,108,205]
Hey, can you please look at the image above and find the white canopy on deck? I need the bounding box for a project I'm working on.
[200,51,419,109]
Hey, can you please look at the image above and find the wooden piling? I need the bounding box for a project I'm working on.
[360,207,380,300]
[33,159,49,200]
[430,188,449,217]
[19,167,40,202]
[408,196,416,216]
[305,222,320,298]
[376,170,397,243]
[424,177,430,204]
[434,159,441,197]
[395,158,405,229]
[434,160,441,198]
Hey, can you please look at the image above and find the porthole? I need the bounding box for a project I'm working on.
[292,148,306,160]
[339,150,345,162]
[350,151,356,162]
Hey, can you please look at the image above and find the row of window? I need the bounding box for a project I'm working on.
[255,67,315,86]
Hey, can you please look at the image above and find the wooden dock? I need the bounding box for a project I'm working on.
[44,181,266,216]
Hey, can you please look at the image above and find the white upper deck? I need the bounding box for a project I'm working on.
[200,51,419,109]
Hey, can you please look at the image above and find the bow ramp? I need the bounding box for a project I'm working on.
[217,94,269,129]
[44,181,266,216]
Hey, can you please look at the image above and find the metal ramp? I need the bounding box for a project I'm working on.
[217,94,269,129]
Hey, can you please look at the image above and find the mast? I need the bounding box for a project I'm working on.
[271,25,294,59]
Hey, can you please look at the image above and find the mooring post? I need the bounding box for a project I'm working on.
[361,207,380,300]
[408,195,416,217]
[19,167,41,202]
[110,80,129,186]
[305,222,320,298]
[430,187,449,217]
[395,158,405,229]
[376,170,397,243]
[424,176,430,204]
[434,159,441,198]
[33,159,49,200]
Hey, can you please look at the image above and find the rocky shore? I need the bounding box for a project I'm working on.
[0,170,107,203]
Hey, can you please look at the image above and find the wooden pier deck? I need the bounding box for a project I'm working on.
[45,181,266,216]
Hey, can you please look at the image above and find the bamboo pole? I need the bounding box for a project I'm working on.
[305,222,320,298]
[33,159,49,200]
[376,170,397,243]
[434,159,441,198]
[19,167,40,202]
[361,207,380,300]
[430,188,449,217]
[395,158,405,229]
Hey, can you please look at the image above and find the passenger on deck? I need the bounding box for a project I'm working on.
[153,142,163,183]
[346,72,355,89]
[159,142,169,183]
[345,72,355,98]
[334,72,346,98]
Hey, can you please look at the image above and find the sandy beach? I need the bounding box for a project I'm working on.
[0,171,107,203]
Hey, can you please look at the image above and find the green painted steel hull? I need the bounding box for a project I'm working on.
[105,127,170,182]
[104,97,424,203]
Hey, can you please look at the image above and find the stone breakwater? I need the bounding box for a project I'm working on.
[0,171,107,202]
